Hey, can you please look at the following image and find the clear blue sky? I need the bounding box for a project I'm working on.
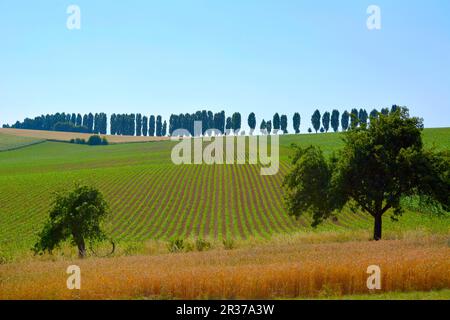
[1,0,449,132]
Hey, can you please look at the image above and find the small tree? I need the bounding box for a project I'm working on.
[358,109,368,128]
[293,113,301,134]
[33,185,110,258]
[225,117,232,135]
[331,110,340,132]
[231,112,241,134]
[273,113,280,133]
[162,120,167,136]
[266,120,272,135]
[311,110,321,133]
[341,111,350,131]
[248,112,256,135]
[381,108,390,115]
[142,116,148,136]
[322,112,330,132]
[280,115,288,134]
[149,115,156,136]
[136,113,142,136]
[370,108,379,119]
[284,108,450,240]
[350,108,359,129]
[156,115,162,137]
[87,135,103,145]
[260,119,267,134]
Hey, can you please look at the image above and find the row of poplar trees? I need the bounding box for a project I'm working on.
[5,112,107,134]
[310,106,398,133]
[5,107,400,136]
[110,114,167,137]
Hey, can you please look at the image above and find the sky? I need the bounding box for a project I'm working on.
[1,0,449,133]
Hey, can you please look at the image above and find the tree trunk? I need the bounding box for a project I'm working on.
[76,237,86,259]
[374,214,382,241]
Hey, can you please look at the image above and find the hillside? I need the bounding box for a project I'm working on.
[0,133,45,152]
[0,128,449,258]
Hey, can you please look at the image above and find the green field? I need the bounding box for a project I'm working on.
[0,133,44,152]
[0,128,449,258]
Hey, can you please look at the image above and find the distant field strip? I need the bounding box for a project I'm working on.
[0,128,169,143]
[0,133,45,152]
[0,128,449,254]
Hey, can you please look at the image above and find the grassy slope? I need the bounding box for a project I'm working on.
[0,133,44,152]
[0,128,449,258]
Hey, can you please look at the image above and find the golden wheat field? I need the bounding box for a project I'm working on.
[1,236,449,300]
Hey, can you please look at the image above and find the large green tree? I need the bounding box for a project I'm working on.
[33,185,110,258]
[283,108,449,240]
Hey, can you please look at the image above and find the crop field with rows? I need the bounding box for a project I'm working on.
[0,128,449,258]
